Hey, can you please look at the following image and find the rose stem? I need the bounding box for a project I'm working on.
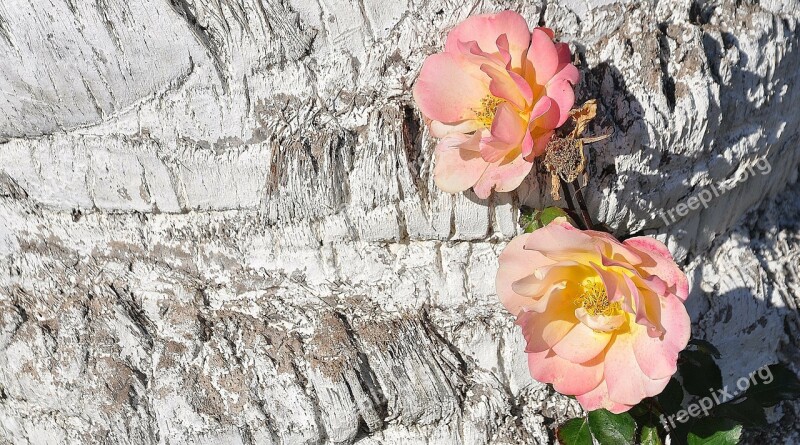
[571,179,596,230]
[559,178,587,230]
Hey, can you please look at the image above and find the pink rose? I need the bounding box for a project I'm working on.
[496,219,691,413]
[413,11,578,199]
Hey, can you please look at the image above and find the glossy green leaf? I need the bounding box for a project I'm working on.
[640,424,663,445]
[519,206,573,233]
[679,350,723,396]
[686,418,742,445]
[540,207,569,225]
[556,417,592,445]
[588,409,636,445]
[519,206,542,233]
[743,363,800,407]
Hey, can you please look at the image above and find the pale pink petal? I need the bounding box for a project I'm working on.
[627,275,665,334]
[625,237,689,301]
[445,11,531,69]
[605,332,674,406]
[603,334,650,405]
[589,232,644,264]
[632,294,691,380]
[527,130,553,160]
[472,152,534,198]
[552,322,612,363]
[433,133,489,193]
[575,380,634,413]
[481,64,526,110]
[413,53,489,123]
[429,119,482,138]
[523,222,598,260]
[496,234,557,315]
[489,103,527,145]
[521,131,534,159]
[529,96,559,129]
[494,33,513,67]
[528,28,560,85]
[517,308,576,353]
[479,140,511,164]
[550,63,580,86]
[527,349,605,396]
[545,78,576,127]
[590,263,629,306]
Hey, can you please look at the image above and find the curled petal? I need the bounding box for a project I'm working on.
[545,78,576,127]
[625,237,690,301]
[528,27,560,85]
[445,11,531,69]
[497,234,558,315]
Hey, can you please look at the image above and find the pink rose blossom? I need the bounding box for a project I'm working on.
[496,219,691,413]
[413,11,579,198]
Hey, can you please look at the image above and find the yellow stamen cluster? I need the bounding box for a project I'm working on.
[575,279,622,317]
[474,95,504,127]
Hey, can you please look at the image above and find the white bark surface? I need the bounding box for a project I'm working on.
[1,0,799,443]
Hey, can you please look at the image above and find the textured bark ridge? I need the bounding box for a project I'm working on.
[1,1,799,443]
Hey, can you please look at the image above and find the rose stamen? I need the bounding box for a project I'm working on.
[474,95,504,127]
[575,279,622,317]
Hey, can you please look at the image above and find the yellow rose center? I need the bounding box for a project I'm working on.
[475,95,504,128]
[575,278,622,317]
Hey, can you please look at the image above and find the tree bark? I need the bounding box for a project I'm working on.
[0,0,799,443]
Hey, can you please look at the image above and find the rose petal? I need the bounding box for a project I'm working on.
[545,78,576,127]
[433,133,489,193]
[552,322,612,363]
[497,234,557,315]
[632,294,691,380]
[413,53,489,123]
[625,237,689,301]
[445,11,531,69]
[528,28,560,85]
[472,150,533,198]
[527,348,605,396]
[517,306,576,353]
[429,119,482,138]
[575,380,634,413]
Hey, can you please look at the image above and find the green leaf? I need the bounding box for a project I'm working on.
[688,339,722,359]
[519,206,573,233]
[540,207,569,225]
[743,363,800,407]
[588,409,636,445]
[679,350,723,396]
[556,417,593,445]
[658,378,685,414]
[640,424,663,445]
[713,397,767,426]
[686,418,742,445]
[519,206,542,233]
